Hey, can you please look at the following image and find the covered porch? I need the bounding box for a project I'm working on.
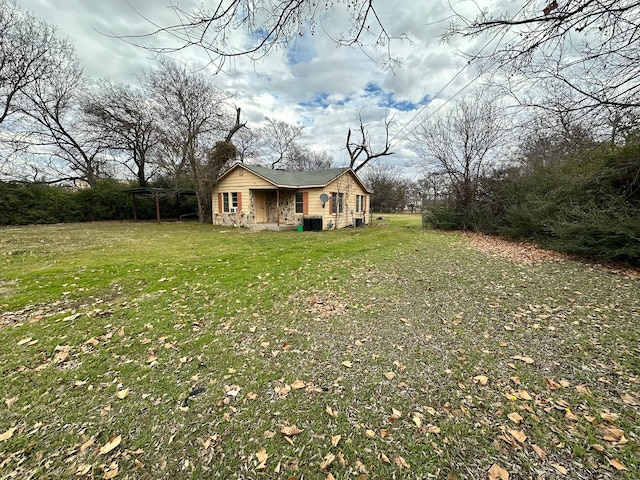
[251,188,299,228]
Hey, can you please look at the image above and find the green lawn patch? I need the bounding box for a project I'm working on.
[1,217,638,479]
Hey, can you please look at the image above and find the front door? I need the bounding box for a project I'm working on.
[254,191,267,223]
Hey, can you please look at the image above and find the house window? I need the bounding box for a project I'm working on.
[331,192,344,214]
[220,192,241,213]
[355,195,362,212]
[295,192,304,214]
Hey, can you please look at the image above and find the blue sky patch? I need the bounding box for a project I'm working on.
[299,92,330,109]
[364,82,431,111]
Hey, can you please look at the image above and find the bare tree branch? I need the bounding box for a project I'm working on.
[111,0,407,71]
[446,0,640,112]
[346,113,394,172]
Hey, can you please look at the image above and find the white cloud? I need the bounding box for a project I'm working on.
[15,0,489,174]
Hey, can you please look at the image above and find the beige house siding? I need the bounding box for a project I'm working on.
[212,168,271,227]
[322,172,369,229]
[212,165,370,230]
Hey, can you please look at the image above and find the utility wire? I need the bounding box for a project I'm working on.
[388,0,536,150]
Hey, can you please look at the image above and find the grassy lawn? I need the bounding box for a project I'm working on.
[1,215,638,479]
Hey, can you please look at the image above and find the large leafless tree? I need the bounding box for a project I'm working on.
[0,0,60,125]
[258,117,303,169]
[84,81,160,187]
[145,58,244,222]
[412,92,505,211]
[11,28,111,186]
[1,0,109,184]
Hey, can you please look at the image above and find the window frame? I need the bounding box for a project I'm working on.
[295,191,304,214]
[331,192,344,214]
[221,192,240,213]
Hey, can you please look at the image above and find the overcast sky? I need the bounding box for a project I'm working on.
[15,0,511,174]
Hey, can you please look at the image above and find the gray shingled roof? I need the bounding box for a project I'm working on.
[242,164,351,188]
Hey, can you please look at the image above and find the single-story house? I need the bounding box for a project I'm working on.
[212,163,372,230]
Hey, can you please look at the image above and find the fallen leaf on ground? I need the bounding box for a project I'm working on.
[255,448,268,463]
[0,427,17,442]
[4,396,18,407]
[383,372,396,380]
[508,429,527,444]
[115,388,130,399]
[394,456,410,469]
[80,438,95,452]
[473,375,489,385]
[255,448,268,469]
[621,393,638,405]
[319,453,336,470]
[104,462,119,479]
[575,384,591,394]
[280,425,302,436]
[609,459,627,471]
[290,380,306,390]
[512,355,535,364]
[75,464,92,476]
[600,411,619,423]
[601,427,625,442]
[545,378,562,390]
[551,463,567,475]
[507,412,523,424]
[341,361,352,368]
[532,444,546,461]
[331,435,341,447]
[488,463,509,480]
[99,435,122,455]
[516,390,532,401]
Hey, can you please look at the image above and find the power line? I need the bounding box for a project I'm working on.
[388,0,536,150]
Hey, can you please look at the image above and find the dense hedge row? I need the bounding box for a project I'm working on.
[424,144,640,264]
[0,180,198,225]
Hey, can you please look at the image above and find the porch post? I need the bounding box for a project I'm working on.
[276,189,280,226]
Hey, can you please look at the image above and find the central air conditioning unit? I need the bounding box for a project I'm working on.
[230,207,237,213]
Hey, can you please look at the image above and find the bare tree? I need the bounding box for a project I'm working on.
[233,127,261,164]
[411,92,504,211]
[84,80,160,187]
[0,0,60,125]
[258,118,303,169]
[516,111,598,172]
[346,114,394,172]
[145,58,244,222]
[446,0,640,112]
[361,162,406,212]
[14,33,111,186]
[288,147,333,171]
[118,1,405,70]
[0,1,107,183]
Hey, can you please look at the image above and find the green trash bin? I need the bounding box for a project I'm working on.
[297,225,303,232]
